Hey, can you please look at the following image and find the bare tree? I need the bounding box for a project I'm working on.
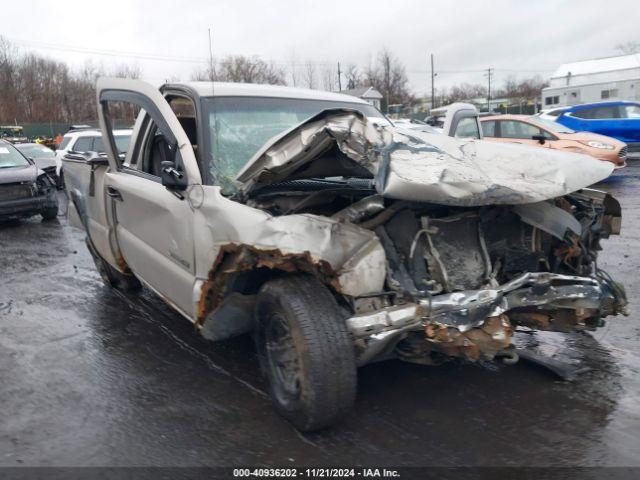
[191,55,285,85]
[320,65,337,91]
[303,61,317,89]
[615,41,640,55]
[343,63,360,90]
[286,52,300,87]
[0,36,145,125]
[362,49,413,112]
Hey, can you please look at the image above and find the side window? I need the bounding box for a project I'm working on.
[596,106,623,119]
[73,137,93,152]
[572,106,621,119]
[571,108,594,119]
[481,121,496,137]
[454,117,480,139]
[92,136,104,152]
[499,121,543,139]
[136,118,175,178]
[168,96,199,156]
[99,85,200,188]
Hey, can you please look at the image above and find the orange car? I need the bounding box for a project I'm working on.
[480,114,627,168]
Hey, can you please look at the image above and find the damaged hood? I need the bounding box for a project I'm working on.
[235,109,614,206]
[0,164,39,185]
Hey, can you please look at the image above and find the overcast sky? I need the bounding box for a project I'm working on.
[2,0,638,95]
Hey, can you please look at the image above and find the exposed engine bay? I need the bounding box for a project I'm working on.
[238,156,626,366]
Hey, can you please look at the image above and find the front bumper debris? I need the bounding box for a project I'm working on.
[0,193,57,219]
[346,272,627,365]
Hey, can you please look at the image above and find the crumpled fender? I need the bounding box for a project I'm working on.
[193,187,386,323]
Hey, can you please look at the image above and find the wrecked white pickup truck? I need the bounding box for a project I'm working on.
[63,78,627,431]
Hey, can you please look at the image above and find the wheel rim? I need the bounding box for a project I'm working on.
[264,312,301,403]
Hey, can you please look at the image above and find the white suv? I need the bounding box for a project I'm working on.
[55,128,132,176]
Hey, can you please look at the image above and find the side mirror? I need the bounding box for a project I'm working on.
[532,134,546,144]
[86,153,109,166]
[160,160,187,191]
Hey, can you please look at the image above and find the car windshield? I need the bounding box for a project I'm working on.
[202,96,386,192]
[15,144,55,158]
[529,117,574,133]
[0,142,30,168]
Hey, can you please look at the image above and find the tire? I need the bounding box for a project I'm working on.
[40,206,58,221]
[56,171,65,190]
[255,274,357,431]
[85,237,141,291]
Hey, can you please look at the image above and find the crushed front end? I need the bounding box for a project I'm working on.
[234,109,627,366]
[342,190,627,365]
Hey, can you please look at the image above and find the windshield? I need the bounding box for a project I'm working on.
[529,116,574,133]
[15,144,55,158]
[202,96,386,191]
[0,142,30,168]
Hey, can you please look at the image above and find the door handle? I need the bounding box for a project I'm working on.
[107,186,123,201]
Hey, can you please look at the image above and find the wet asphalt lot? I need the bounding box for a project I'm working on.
[1,166,640,468]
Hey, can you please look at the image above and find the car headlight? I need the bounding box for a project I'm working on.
[581,140,615,150]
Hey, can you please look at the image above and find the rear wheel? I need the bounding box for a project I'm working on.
[85,237,141,291]
[255,274,357,431]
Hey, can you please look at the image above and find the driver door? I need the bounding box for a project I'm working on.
[97,78,203,319]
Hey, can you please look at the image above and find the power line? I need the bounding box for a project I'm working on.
[5,36,209,64]
[4,35,556,85]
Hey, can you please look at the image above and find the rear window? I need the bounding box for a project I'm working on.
[623,105,640,118]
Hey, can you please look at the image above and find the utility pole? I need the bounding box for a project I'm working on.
[485,67,494,112]
[208,28,215,80]
[337,62,342,91]
[430,53,435,110]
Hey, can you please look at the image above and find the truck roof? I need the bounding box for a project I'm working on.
[163,81,370,104]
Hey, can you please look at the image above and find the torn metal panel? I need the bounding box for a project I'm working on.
[237,110,614,206]
[344,271,626,364]
[195,193,388,323]
[236,109,390,190]
[513,201,582,239]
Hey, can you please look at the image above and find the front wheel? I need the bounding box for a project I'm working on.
[255,274,357,431]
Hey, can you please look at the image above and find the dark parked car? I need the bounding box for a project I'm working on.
[0,140,58,221]
[14,143,62,188]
